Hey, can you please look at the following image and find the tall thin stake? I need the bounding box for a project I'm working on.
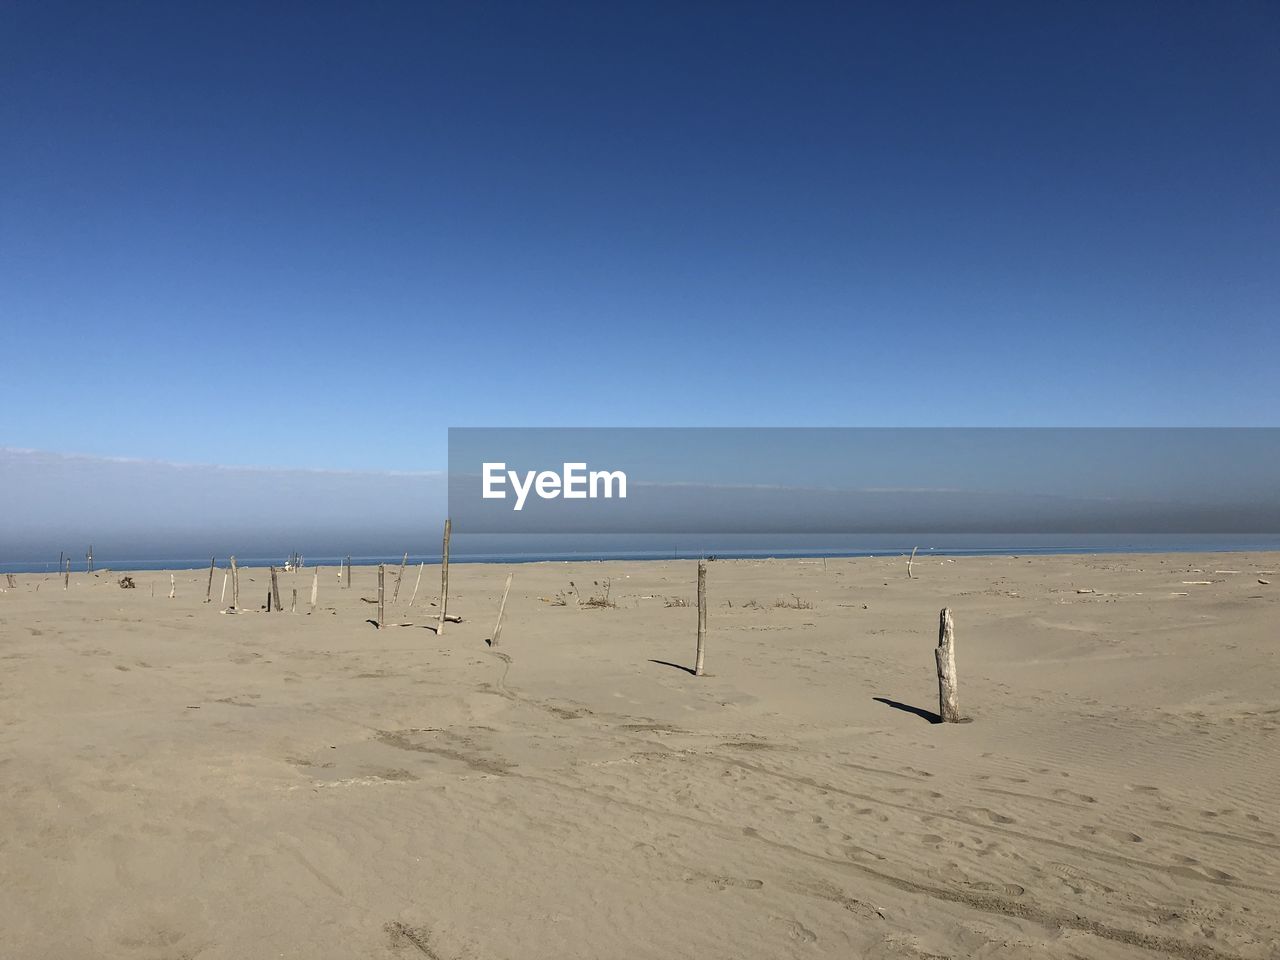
[491,573,513,647]
[205,557,216,602]
[230,555,240,609]
[695,561,707,676]
[377,564,386,628]
[908,545,918,579]
[437,519,451,636]
[310,569,318,611]
[392,552,408,602]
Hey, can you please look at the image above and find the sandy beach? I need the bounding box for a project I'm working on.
[1,552,1277,959]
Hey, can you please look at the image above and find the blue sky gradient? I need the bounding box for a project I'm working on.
[2,2,1277,477]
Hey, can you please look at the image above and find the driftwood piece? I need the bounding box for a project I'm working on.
[908,546,918,579]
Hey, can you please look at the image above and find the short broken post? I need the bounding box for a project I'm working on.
[695,560,707,676]
[377,564,386,628]
[437,519,451,635]
[270,566,282,613]
[935,607,962,722]
[491,572,513,647]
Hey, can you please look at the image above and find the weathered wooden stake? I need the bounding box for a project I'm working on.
[935,607,962,722]
[270,566,282,612]
[64,559,70,590]
[230,555,240,609]
[205,557,216,602]
[392,552,408,602]
[220,571,228,605]
[169,574,175,599]
[408,561,424,606]
[695,560,707,676]
[437,519,451,636]
[491,572,513,647]
[908,545,918,579]
[291,588,297,614]
[266,590,273,612]
[345,555,352,588]
[87,545,94,573]
[377,564,386,628]
[310,569,318,611]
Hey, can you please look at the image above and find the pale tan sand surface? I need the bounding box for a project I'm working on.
[1,553,1278,959]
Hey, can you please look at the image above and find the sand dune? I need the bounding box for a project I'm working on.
[1,553,1277,959]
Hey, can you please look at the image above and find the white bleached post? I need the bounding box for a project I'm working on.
[220,571,228,605]
[491,573,513,648]
[408,561,424,607]
[169,574,175,599]
[935,607,962,723]
[695,561,707,676]
[310,569,318,611]
[908,545,918,579]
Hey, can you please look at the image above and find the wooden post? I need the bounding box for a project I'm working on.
[220,571,228,605]
[87,545,94,574]
[310,569,318,611]
[169,573,175,599]
[695,560,707,676]
[377,564,386,628]
[230,555,239,609]
[392,552,408,602]
[408,561,424,607]
[266,590,272,612]
[935,607,962,723]
[205,557,216,602]
[491,573,513,647]
[291,588,297,614]
[908,545,918,579]
[437,519,451,636]
[345,555,352,588]
[64,558,70,591]
[270,566,282,612]
[58,551,64,574]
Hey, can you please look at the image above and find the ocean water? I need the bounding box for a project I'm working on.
[5,534,1280,574]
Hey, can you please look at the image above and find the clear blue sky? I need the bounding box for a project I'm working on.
[2,2,1277,473]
